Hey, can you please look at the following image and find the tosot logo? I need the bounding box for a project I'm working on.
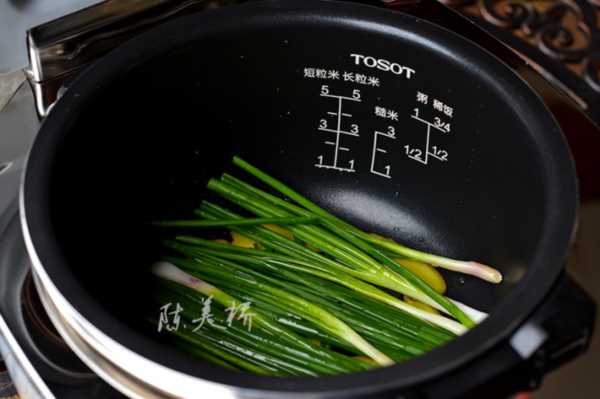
[350,54,416,79]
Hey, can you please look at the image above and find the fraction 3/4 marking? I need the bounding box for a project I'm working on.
[315,85,362,173]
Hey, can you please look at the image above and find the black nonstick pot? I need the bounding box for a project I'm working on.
[20,0,595,398]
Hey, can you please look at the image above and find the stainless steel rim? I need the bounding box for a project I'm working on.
[33,270,170,399]
[20,191,249,399]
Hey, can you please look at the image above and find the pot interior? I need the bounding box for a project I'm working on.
[35,2,565,391]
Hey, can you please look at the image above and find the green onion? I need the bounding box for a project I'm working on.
[204,177,473,326]
[160,251,447,362]
[147,155,500,375]
[171,237,466,335]
[232,156,501,284]
[153,271,372,375]
[228,157,481,327]
[195,200,485,324]
[153,261,393,367]
[151,216,317,228]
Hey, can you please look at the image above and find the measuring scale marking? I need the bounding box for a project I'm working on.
[405,108,449,165]
[370,127,396,178]
[315,86,362,173]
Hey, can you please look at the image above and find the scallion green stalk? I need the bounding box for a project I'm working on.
[228,157,481,327]
[152,216,317,228]
[171,238,466,335]
[231,156,502,284]
[153,261,393,367]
